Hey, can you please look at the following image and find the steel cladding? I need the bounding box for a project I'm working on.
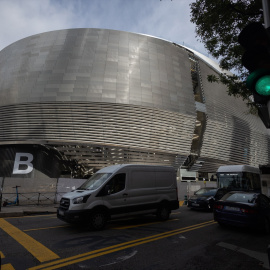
[0,28,269,177]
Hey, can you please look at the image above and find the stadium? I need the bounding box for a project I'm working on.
[0,28,269,200]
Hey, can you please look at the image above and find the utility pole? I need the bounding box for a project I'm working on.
[263,0,270,125]
[263,0,270,28]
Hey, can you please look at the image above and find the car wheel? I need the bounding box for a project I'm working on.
[89,210,107,230]
[263,218,270,234]
[157,204,170,221]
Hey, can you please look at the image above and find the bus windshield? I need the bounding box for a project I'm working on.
[217,173,242,189]
[217,172,261,192]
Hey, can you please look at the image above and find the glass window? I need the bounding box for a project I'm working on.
[107,173,126,194]
[218,172,261,192]
[223,192,257,203]
[244,172,261,191]
[195,188,217,196]
[217,173,242,189]
[77,173,112,190]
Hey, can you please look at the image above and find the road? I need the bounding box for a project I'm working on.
[0,207,269,270]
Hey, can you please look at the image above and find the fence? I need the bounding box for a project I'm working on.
[0,178,217,208]
[0,177,87,209]
[1,192,67,206]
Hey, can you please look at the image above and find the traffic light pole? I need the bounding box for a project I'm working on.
[263,0,270,28]
[262,0,270,126]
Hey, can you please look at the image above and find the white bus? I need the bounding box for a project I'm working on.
[216,165,261,193]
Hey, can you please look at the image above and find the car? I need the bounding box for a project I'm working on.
[213,191,270,234]
[187,187,218,211]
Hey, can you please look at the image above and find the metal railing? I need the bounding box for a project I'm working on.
[1,192,66,206]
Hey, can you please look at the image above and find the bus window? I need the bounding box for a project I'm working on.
[244,172,261,191]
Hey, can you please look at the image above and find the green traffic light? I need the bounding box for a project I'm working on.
[255,75,270,96]
[246,69,270,96]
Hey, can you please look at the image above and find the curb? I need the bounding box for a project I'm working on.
[0,212,24,218]
[0,210,57,218]
[0,203,185,218]
[0,205,58,218]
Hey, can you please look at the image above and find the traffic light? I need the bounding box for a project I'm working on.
[238,22,270,104]
[238,22,270,128]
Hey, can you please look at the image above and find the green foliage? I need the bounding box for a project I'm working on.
[190,0,263,105]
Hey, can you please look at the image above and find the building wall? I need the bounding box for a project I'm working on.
[0,28,195,113]
[0,28,269,181]
[0,29,198,175]
[197,59,270,171]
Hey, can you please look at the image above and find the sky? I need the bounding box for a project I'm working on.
[0,0,212,59]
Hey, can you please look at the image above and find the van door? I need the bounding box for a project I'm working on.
[102,173,129,217]
[127,170,158,215]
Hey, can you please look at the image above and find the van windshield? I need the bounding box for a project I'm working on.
[77,173,112,190]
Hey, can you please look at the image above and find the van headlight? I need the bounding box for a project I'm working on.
[72,195,90,204]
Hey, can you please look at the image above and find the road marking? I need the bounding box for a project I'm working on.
[0,251,5,258]
[0,219,59,262]
[24,218,179,232]
[23,225,70,232]
[171,211,181,215]
[114,219,179,229]
[179,201,185,206]
[1,263,15,270]
[28,220,216,270]
[99,250,138,267]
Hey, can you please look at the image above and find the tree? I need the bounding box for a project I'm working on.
[190,0,263,105]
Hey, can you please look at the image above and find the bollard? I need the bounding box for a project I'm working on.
[38,192,40,205]
[184,195,187,205]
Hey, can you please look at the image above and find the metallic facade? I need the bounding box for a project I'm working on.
[0,28,269,178]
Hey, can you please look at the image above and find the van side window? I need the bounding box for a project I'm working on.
[108,173,126,194]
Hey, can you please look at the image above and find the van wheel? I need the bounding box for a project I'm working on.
[89,211,107,230]
[157,204,170,221]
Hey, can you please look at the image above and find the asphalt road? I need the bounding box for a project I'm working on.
[0,207,269,270]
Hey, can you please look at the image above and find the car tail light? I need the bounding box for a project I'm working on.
[214,204,223,210]
[240,208,257,214]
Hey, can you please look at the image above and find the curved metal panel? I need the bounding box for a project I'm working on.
[197,59,270,171]
[0,28,269,175]
[0,102,194,155]
[0,29,195,115]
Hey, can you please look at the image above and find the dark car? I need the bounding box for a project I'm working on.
[213,191,270,234]
[187,187,218,211]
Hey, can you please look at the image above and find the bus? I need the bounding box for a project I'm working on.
[216,165,261,199]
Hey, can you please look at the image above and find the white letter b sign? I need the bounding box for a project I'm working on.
[13,153,34,174]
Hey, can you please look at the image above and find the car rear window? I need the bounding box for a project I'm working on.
[223,193,257,203]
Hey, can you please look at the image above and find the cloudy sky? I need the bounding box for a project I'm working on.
[0,0,212,58]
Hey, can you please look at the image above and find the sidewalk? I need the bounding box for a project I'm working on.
[0,201,185,218]
[0,204,58,218]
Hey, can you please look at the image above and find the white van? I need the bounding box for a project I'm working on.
[57,164,179,230]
